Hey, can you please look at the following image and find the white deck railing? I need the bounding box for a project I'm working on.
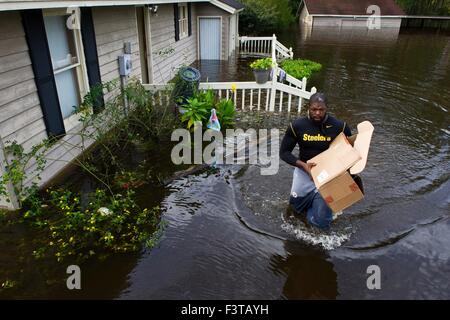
[143,74,316,114]
[238,34,294,61]
[145,32,315,114]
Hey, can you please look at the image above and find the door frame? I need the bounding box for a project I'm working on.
[135,6,154,83]
[229,14,237,57]
[197,16,222,60]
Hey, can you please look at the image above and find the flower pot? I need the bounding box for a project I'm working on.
[253,69,271,84]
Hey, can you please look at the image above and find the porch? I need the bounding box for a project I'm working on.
[145,35,317,114]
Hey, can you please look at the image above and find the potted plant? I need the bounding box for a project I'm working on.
[250,58,273,84]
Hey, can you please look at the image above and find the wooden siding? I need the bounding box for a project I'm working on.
[92,6,142,100]
[150,4,198,83]
[24,6,143,191]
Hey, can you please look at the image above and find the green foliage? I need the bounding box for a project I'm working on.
[181,98,210,130]
[239,0,295,35]
[249,58,274,70]
[75,78,179,191]
[289,0,303,16]
[0,78,177,264]
[216,99,236,129]
[0,140,50,207]
[22,188,163,262]
[280,59,322,80]
[195,89,216,110]
[395,0,450,15]
[178,89,237,131]
[1,280,16,289]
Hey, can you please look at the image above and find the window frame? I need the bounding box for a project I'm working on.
[178,3,189,40]
[43,8,90,132]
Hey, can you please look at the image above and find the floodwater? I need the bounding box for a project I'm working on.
[2,26,450,299]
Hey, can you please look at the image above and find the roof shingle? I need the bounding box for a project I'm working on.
[218,0,245,11]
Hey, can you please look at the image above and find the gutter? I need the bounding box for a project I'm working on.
[0,0,205,12]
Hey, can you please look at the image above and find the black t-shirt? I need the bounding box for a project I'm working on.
[280,114,352,165]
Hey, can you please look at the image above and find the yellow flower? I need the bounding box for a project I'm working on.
[231,83,237,93]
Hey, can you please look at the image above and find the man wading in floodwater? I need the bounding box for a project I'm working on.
[280,93,352,229]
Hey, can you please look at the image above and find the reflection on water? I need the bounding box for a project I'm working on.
[270,241,338,299]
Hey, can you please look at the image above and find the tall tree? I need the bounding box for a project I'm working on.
[396,0,450,15]
[239,0,295,35]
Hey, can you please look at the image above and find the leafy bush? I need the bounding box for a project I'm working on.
[181,97,210,131]
[239,0,295,35]
[250,58,274,71]
[0,78,176,264]
[179,89,236,131]
[395,0,450,15]
[23,188,163,262]
[216,99,236,129]
[280,59,322,80]
[195,89,216,110]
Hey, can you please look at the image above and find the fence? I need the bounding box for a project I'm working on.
[238,34,294,61]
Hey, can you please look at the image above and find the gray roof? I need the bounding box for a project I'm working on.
[218,0,245,10]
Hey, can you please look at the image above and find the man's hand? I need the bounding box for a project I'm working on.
[296,160,316,180]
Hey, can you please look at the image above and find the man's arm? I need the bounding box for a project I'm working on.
[343,122,352,137]
[279,125,299,166]
[279,124,316,176]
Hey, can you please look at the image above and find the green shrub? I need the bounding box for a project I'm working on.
[179,89,237,131]
[239,0,295,35]
[216,99,236,129]
[180,97,210,131]
[0,78,175,264]
[250,58,274,70]
[280,59,322,80]
[23,188,163,262]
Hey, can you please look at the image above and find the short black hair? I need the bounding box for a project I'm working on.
[309,92,328,107]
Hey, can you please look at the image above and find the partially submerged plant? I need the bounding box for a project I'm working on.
[180,97,210,131]
[280,59,322,80]
[0,78,178,264]
[24,188,163,262]
[216,99,236,129]
[178,89,236,131]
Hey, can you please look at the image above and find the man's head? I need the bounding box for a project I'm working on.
[308,92,328,123]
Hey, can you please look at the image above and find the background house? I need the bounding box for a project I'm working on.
[299,0,405,29]
[0,0,243,208]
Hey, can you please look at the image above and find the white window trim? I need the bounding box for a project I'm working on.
[43,8,90,133]
[178,3,189,40]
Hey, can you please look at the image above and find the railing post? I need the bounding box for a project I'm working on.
[289,47,293,59]
[269,34,278,112]
[271,34,276,62]
[302,77,307,90]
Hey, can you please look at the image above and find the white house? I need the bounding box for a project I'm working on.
[0,0,244,208]
[299,0,405,29]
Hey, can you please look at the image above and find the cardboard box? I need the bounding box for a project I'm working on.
[307,121,374,213]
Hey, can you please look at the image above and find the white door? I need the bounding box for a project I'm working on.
[199,17,221,60]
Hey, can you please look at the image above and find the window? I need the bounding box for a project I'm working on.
[43,9,89,131]
[178,3,189,39]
